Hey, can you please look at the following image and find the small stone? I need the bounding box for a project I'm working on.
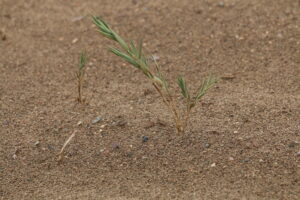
[100,149,105,152]
[204,143,211,148]
[142,136,149,142]
[234,130,238,134]
[92,116,102,124]
[100,124,106,128]
[126,152,133,157]
[152,55,160,61]
[71,16,84,22]
[112,143,120,149]
[241,158,250,163]
[229,157,234,161]
[259,159,264,162]
[47,144,55,151]
[277,33,283,38]
[34,141,40,147]
[77,121,83,126]
[218,2,225,7]
[72,38,78,44]
[12,154,17,159]
[211,163,216,167]
[194,9,203,14]
[296,151,300,156]
[288,142,298,148]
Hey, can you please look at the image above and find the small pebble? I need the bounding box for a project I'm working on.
[47,144,55,151]
[229,157,234,161]
[92,116,102,124]
[211,163,216,167]
[218,2,225,7]
[142,136,149,142]
[100,124,106,128]
[72,38,78,44]
[126,152,133,157]
[204,143,211,148]
[234,130,238,134]
[241,158,250,163]
[77,121,83,126]
[71,16,84,22]
[296,151,300,156]
[152,55,160,61]
[288,142,296,148]
[277,33,283,38]
[112,143,120,149]
[34,141,40,147]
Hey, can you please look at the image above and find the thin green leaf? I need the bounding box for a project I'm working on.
[92,16,113,38]
[195,76,217,101]
[138,39,143,59]
[177,76,189,99]
[96,29,114,40]
[111,30,128,50]
[109,48,140,69]
[130,41,139,57]
[79,52,86,70]
[92,16,111,33]
[153,76,164,87]
[154,58,168,89]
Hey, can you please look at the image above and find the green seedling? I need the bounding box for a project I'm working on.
[92,16,217,133]
[76,52,86,103]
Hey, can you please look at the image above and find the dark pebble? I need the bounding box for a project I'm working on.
[112,143,120,149]
[126,152,133,157]
[142,136,149,142]
[288,142,297,148]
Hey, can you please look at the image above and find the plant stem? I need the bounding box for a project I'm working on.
[153,83,183,133]
[77,76,83,103]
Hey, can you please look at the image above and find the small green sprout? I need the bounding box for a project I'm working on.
[92,16,217,133]
[76,52,86,103]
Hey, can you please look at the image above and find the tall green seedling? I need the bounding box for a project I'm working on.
[92,16,217,133]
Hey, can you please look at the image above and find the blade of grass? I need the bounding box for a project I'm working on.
[109,48,140,69]
[195,75,217,101]
[177,76,190,99]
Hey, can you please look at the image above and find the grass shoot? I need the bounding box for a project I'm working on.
[92,16,217,133]
[76,52,86,103]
